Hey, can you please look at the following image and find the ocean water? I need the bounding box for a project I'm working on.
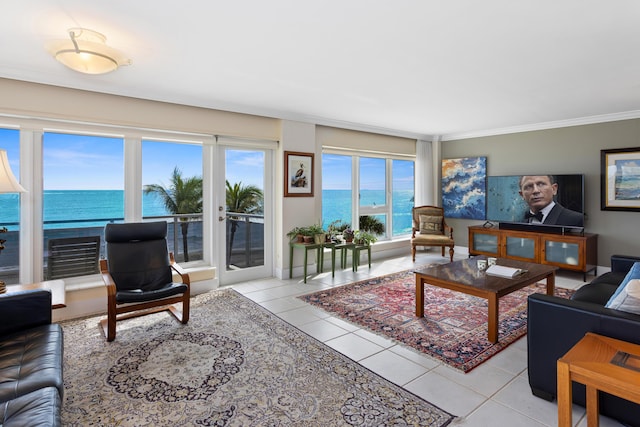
[322,189,414,236]
[0,190,169,230]
[0,189,414,235]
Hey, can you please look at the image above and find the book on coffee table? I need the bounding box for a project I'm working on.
[486,264,528,278]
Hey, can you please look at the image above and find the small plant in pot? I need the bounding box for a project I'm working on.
[328,220,350,242]
[299,227,315,243]
[286,226,306,243]
[354,230,377,246]
[308,224,326,244]
[342,227,355,243]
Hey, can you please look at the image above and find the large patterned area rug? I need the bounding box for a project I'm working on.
[300,269,575,373]
[61,289,455,426]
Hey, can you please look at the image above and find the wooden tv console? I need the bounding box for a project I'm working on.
[468,225,598,280]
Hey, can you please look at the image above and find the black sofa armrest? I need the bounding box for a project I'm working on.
[588,254,640,288]
[0,290,52,337]
[610,254,640,274]
[527,293,640,426]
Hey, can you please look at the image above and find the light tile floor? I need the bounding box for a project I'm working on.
[231,251,626,427]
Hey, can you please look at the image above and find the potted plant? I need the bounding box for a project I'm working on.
[327,220,350,242]
[308,223,326,244]
[354,230,377,246]
[286,226,306,243]
[342,227,355,243]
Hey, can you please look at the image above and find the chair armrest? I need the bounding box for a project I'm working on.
[444,224,453,238]
[170,263,190,286]
[411,227,418,238]
[169,253,190,286]
[99,258,117,299]
[610,254,640,274]
[0,290,52,337]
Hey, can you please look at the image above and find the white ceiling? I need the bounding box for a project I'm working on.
[2,1,640,140]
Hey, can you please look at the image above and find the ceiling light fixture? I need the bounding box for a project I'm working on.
[46,28,131,75]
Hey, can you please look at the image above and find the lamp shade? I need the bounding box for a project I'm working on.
[0,150,26,193]
[46,28,131,75]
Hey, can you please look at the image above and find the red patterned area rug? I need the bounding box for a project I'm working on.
[299,269,575,372]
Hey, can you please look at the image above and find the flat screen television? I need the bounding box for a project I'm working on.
[486,174,585,225]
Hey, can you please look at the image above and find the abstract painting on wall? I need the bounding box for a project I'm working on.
[441,157,487,219]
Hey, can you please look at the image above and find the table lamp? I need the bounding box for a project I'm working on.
[0,149,26,293]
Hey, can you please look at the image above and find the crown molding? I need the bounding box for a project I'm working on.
[440,110,640,141]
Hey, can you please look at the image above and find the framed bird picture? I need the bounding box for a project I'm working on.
[284,151,314,197]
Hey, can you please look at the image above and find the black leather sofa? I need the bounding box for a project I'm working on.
[0,289,64,427]
[528,254,640,427]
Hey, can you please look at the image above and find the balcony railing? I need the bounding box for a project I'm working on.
[0,212,265,284]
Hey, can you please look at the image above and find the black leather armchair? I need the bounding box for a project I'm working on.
[528,254,640,427]
[0,290,63,426]
[100,221,190,341]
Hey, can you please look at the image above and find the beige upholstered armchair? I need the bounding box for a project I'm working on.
[411,205,454,262]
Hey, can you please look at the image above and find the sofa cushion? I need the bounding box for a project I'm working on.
[606,279,640,315]
[571,282,618,305]
[0,324,64,403]
[0,387,61,427]
[605,262,640,310]
[589,271,628,288]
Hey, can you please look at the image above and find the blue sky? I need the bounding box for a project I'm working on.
[2,129,413,191]
[322,154,414,191]
[0,129,263,190]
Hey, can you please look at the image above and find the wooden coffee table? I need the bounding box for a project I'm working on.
[414,257,556,343]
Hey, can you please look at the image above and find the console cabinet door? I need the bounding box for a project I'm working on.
[502,231,539,262]
[468,228,500,256]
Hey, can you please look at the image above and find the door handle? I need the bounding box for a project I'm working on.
[218,216,226,222]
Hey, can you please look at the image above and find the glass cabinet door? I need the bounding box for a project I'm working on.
[504,235,537,261]
[544,240,580,266]
[472,232,499,255]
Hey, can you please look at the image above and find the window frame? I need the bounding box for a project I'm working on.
[1,116,214,283]
[322,149,415,242]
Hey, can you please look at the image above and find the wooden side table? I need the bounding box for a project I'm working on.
[557,332,640,427]
[5,279,66,309]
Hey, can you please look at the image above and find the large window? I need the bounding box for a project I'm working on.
[42,132,124,279]
[321,154,352,229]
[392,159,415,236]
[3,121,215,283]
[322,153,414,240]
[0,128,21,284]
[142,140,203,263]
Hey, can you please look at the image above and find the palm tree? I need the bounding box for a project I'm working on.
[359,215,385,236]
[144,167,202,262]
[226,180,263,267]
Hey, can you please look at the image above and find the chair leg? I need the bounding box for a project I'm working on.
[411,245,416,262]
[103,295,117,342]
[182,292,190,324]
[448,246,454,262]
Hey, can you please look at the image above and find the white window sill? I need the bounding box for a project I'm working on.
[64,265,217,292]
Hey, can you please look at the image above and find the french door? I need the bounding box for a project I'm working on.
[217,145,273,285]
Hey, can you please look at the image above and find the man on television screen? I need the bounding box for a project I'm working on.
[519,175,584,227]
